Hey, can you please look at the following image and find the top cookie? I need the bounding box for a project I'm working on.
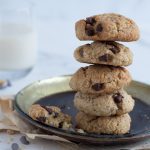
[74,41,133,66]
[75,13,140,42]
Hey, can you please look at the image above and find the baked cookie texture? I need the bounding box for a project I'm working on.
[74,41,133,66]
[75,13,140,42]
[74,89,134,116]
[76,112,131,134]
[69,65,132,94]
[29,104,72,130]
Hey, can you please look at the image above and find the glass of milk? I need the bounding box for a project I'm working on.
[0,0,37,80]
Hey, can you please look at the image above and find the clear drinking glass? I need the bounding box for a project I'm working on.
[0,0,37,80]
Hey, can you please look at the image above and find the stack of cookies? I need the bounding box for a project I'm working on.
[70,13,140,134]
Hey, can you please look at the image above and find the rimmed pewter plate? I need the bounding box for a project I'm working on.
[14,75,150,145]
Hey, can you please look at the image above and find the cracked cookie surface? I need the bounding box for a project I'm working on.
[76,112,131,134]
[74,89,134,116]
[74,41,133,66]
[69,65,132,94]
[75,13,140,42]
[29,104,72,130]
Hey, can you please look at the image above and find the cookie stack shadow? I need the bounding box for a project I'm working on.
[70,13,140,134]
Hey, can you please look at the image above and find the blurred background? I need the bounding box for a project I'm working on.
[1,0,150,95]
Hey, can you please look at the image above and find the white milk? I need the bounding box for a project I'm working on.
[0,23,37,70]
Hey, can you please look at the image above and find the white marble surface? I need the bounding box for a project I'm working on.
[0,0,150,149]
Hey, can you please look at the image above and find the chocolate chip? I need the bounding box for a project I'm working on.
[82,66,88,72]
[113,93,124,103]
[41,105,53,114]
[11,143,19,150]
[46,108,53,114]
[86,17,96,25]
[79,48,84,57]
[53,112,59,118]
[85,24,95,36]
[59,104,66,109]
[20,136,30,145]
[96,23,103,32]
[36,117,46,123]
[98,54,113,62]
[58,122,64,128]
[92,83,104,91]
[75,125,80,129]
[109,47,120,54]
[105,41,120,54]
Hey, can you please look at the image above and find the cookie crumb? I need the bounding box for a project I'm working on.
[7,130,18,135]
[20,136,30,145]
[0,80,11,89]
[76,128,85,134]
[67,106,71,110]
[11,143,19,150]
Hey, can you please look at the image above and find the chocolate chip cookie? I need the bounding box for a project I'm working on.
[75,13,140,42]
[29,104,72,130]
[76,112,131,134]
[74,89,134,116]
[69,65,132,94]
[74,41,133,66]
